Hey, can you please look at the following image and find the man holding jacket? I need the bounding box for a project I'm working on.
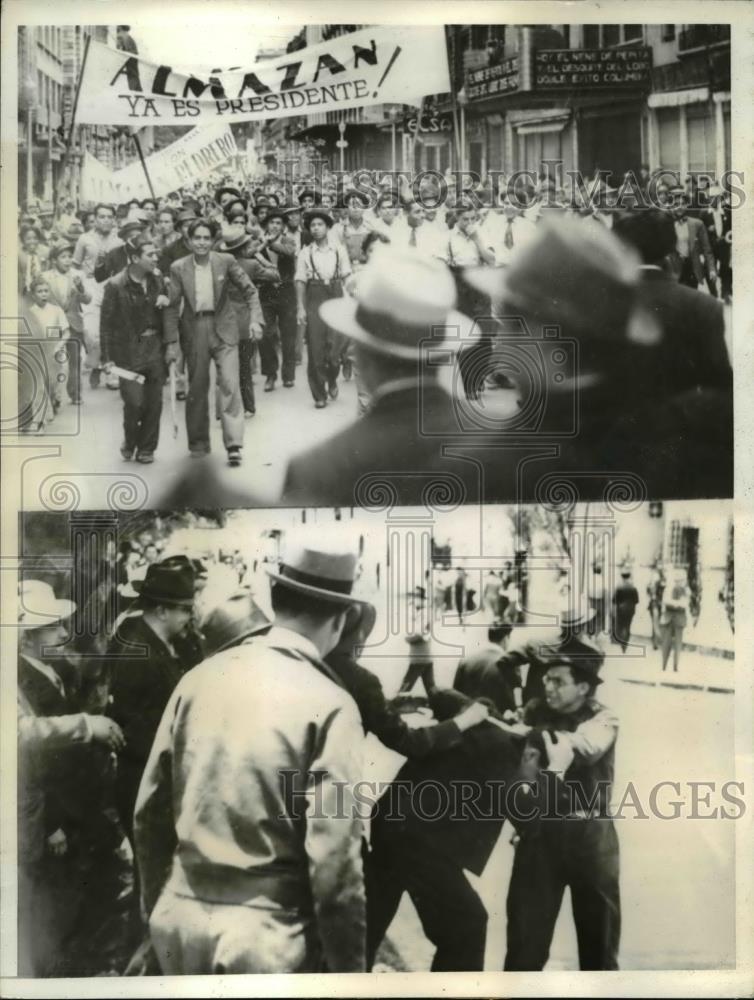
[164,219,264,466]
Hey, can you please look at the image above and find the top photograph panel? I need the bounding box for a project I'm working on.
[10,22,734,510]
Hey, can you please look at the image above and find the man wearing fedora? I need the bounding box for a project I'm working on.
[492,607,600,706]
[134,532,368,973]
[199,589,271,658]
[17,580,126,976]
[164,218,264,466]
[282,247,481,507]
[100,235,174,464]
[504,638,621,971]
[106,559,198,858]
[612,568,640,654]
[295,208,353,407]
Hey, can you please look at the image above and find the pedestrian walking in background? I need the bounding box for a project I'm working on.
[660,567,690,672]
[612,568,639,653]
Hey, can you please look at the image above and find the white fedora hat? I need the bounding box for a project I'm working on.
[267,531,365,607]
[18,579,76,630]
[319,246,474,361]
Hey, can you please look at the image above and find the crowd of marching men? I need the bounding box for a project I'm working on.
[15,157,731,487]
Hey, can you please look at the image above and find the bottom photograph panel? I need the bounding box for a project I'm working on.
[14,500,736,976]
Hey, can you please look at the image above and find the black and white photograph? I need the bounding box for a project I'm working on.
[11,501,737,976]
[6,11,737,508]
[0,2,752,997]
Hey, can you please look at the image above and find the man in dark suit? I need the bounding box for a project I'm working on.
[454,623,519,715]
[164,219,264,466]
[100,235,175,464]
[107,560,198,847]
[17,579,125,976]
[612,568,639,653]
[612,209,731,396]
[281,248,483,506]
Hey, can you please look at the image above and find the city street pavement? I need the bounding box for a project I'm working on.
[365,626,736,972]
[21,359,362,508]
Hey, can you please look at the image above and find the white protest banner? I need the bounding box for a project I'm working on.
[75,26,451,126]
[80,151,150,203]
[121,124,238,195]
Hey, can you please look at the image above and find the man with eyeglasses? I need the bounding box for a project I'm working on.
[504,635,620,971]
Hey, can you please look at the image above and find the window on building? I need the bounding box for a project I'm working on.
[657,108,681,171]
[624,25,643,42]
[661,24,676,42]
[471,25,489,49]
[687,104,717,173]
[489,24,505,44]
[668,522,699,569]
[603,24,620,46]
[583,25,600,48]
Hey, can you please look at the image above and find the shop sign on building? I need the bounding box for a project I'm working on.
[535,47,652,89]
[467,56,520,99]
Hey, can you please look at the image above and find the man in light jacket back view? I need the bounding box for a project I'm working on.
[134,532,368,973]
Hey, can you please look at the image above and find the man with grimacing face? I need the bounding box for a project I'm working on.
[164,219,264,467]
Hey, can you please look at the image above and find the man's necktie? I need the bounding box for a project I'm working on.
[409,227,417,248]
[504,219,514,250]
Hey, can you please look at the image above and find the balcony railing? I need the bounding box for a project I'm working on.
[678,24,731,52]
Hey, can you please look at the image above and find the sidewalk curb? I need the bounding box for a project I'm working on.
[620,677,734,695]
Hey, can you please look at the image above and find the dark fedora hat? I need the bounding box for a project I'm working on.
[303,208,335,230]
[201,591,271,657]
[217,232,251,254]
[543,634,604,684]
[264,208,287,226]
[133,561,196,608]
[117,218,147,241]
[176,207,199,225]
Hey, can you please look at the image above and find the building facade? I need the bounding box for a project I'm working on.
[449,22,730,185]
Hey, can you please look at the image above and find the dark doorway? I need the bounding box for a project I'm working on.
[579,108,642,185]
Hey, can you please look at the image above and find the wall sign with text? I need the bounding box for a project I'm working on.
[467,57,520,100]
[535,47,652,89]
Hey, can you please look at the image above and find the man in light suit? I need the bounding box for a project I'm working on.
[670,194,716,290]
[134,532,368,974]
[164,219,264,467]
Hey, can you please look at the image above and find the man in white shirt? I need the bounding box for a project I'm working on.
[295,210,353,408]
[369,193,403,240]
[483,200,538,266]
[72,203,122,387]
[389,202,443,258]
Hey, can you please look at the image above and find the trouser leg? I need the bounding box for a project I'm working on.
[65,335,83,402]
[183,321,212,453]
[568,821,621,970]
[135,364,165,456]
[504,831,566,971]
[119,378,144,454]
[278,288,298,383]
[305,318,328,402]
[258,319,280,379]
[212,338,244,450]
[364,839,405,970]
[660,623,672,669]
[238,339,256,413]
[672,623,684,671]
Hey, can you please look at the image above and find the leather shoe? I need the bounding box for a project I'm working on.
[264,376,276,392]
[227,447,242,467]
[315,400,327,409]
